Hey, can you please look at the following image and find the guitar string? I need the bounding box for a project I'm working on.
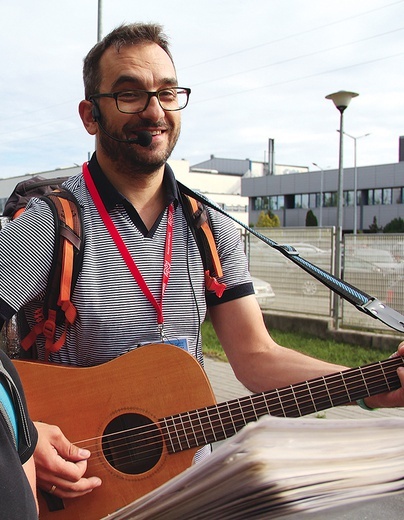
[73,359,401,454]
[77,376,401,471]
[68,358,402,471]
[74,358,401,455]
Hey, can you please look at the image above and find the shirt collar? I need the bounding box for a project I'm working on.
[87,153,180,212]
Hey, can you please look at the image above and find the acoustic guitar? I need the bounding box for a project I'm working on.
[13,343,403,520]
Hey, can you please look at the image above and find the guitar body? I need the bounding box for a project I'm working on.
[13,344,217,520]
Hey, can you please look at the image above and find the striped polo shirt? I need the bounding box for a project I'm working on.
[0,154,254,367]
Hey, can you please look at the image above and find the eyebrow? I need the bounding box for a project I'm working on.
[111,75,178,91]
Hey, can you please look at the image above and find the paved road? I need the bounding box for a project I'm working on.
[204,357,404,520]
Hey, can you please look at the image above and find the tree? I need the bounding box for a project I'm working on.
[305,210,318,227]
[368,216,383,233]
[256,210,280,228]
[383,217,404,233]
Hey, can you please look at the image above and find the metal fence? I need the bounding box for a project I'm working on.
[247,227,404,334]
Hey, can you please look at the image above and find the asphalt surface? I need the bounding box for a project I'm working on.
[204,356,404,520]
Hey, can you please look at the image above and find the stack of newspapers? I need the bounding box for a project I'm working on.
[103,415,404,520]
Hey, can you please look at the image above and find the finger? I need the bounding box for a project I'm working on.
[397,366,404,387]
[42,476,102,499]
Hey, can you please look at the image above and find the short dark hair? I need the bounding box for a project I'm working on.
[83,23,173,99]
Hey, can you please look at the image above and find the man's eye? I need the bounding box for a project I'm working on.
[118,91,143,101]
[159,89,177,100]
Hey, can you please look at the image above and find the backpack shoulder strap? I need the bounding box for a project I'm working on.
[178,182,226,298]
[20,188,84,360]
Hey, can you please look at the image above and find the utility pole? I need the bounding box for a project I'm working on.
[97,0,103,42]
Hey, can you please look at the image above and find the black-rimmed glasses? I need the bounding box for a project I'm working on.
[89,87,191,114]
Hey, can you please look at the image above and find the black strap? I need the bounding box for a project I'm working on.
[177,181,404,334]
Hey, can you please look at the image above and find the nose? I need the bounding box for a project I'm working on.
[139,93,165,121]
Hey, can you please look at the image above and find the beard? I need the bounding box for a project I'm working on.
[98,117,181,176]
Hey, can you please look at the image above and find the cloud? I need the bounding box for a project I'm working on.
[1,0,403,178]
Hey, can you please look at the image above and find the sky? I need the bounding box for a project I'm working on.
[1,0,404,179]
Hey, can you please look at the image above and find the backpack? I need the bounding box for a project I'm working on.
[1,176,224,360]
[2,177,84,361]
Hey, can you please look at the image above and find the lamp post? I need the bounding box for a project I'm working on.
[337,131,370,234]
[312,163,324,228]
[97,0,103,42]
[325,90,359,328]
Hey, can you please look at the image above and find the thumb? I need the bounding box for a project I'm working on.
[64,442,91,462]
[36,423,92,462]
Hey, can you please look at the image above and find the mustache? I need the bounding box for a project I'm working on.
[123,119,169,132]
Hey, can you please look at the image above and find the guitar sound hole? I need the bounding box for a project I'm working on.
[102,413,163,475]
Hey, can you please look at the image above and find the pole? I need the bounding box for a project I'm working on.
[326,90,358,329]
[334,109,345,328]
[312,163,324,228]
[338,131,370,234]
[97,0,103,42]
[353,137,357,235]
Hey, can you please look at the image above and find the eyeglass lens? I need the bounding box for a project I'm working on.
[117,88,188,113]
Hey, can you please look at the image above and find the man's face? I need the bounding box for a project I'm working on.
[95,43,182,173]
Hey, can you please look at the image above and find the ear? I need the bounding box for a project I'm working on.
[79,100,98,136]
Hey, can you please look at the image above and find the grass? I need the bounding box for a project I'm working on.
[201,320,390,367]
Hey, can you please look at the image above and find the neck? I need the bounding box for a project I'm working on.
[97,154,167,229]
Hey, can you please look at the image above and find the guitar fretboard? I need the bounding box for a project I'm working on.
[161,356,403,453]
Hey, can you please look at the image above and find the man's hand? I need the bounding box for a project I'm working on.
[34,422,102,498]
[365,342,404,409]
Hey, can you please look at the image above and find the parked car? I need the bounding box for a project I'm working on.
[251,276,275,309]
[350,248,404,276]
[250,239,400,299]
[249,241,332,297]
[342,256,388,300]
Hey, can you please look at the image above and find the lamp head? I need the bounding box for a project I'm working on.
[326,90,359,113]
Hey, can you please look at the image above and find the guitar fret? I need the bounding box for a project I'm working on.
[161,417,178,453]
[359,367,370,397]
[250,396,259,421]
[281,387,300,417]
[290,385,302,416]
[194,409,208,445]
[159,357,404,456]
[226,402,237,435]
[262,393,271,415]
[322,376,334,408]
[275,388,286,416]
[380,362,390,388]
[305,381,318,413]
[179,413,192,450]
[204,407,217,442]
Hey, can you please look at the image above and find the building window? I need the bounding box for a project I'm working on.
[368,188,395,205]
[369,188,383,205]
[393,188,403,204]
[309,193,316,208]
[344,190,354,206]
[253,196,268,211]
[269,196,278,210]
[324,192,337,207]
[383,188,392,205]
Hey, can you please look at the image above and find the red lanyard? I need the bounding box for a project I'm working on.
[83,163,174,334]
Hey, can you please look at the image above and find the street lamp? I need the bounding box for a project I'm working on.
[337,130,370,234]
[312,163,325,228]
[326,90,359,328]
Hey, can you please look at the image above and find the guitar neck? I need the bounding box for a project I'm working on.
[161,356,403,453]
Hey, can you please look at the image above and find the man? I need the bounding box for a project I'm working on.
[0,349,38,518]
[0,22,404,501]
